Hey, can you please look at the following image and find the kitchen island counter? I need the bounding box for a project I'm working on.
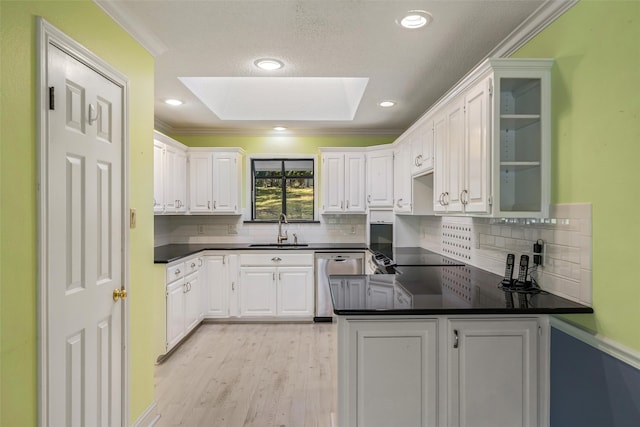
[330,264,592,315]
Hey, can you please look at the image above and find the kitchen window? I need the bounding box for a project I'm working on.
[251,158,315,221]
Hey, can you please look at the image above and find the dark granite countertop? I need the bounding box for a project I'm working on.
[329,264,593,315]
[154,243,369,263]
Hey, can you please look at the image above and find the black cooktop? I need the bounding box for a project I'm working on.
[329,265,593,315]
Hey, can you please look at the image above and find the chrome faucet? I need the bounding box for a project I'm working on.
[277,213,288,244]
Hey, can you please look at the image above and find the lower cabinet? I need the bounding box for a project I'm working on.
[204,253,237,318]
[338,316,548,427]
[165,255,204,353]
[238,253,314,320]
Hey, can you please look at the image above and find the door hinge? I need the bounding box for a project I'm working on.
[48,86,55,110]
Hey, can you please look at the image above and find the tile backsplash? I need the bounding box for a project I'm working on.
[414,203,592,305]
[154,214,366,247]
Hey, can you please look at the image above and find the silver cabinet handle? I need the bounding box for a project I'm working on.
[214,201,217,209]
[271,257,281,262]
[272,272,276,281]
[367,195,371,204]
[198,258,203,267]
[183,283,188,293]
[453,329,459,348]
[396,198,403,208]
[232,282,235,291]
[444,192,449,206]
[461,189,469,205]
[341,200,344,209]
[207,201,211,209]
[279,272,282,281]
[417,154,423,166]
[346,200,350,209]
[222,255,226,265]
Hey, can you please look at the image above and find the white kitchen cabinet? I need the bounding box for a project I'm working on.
[410,120,434,176]
[365,149,394,208]
[276,266,314,316]
[366,278,395,309]
[238,267,277,317]
[431,58,552,217]
[164,143,187,213]
[320,151,366,213]
[188,148,243,214]
[164,255,204,353]
[153,139,165,213]
[338,319,439,427]
[447,318,540,427]
[154,131,188,215]
[393,141,412,213]
[238,253,314,319]
[204,253,237,318]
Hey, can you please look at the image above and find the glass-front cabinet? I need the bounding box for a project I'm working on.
[492,59,552,218]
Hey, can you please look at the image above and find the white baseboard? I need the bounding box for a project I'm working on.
[131,401,161,427]
[550,316,640,371]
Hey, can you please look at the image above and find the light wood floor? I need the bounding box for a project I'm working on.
[154,322,337,427]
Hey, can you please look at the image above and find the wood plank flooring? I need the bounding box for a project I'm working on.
[154,323,337,427]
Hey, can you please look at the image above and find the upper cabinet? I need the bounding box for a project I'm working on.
[431,58,552,218]
[366,149,394,209]
[393,141,412,213]
[410,121,434,176]
[188,148,243,215]
[153,131,188,215]
[320,150,366,214]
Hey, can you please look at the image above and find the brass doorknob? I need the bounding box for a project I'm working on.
[113,287,128,301]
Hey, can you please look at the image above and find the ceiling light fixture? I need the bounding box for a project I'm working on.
[273,126,287,131]
[254,58,284,71]
[165,99,184,106]
[379,100,396,108]
[398,10,432,29]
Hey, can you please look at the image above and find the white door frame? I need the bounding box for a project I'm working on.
[36,18,130,427]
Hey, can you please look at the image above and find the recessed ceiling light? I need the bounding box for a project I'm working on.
[398,10,432,29]
[273,126,287,131]
[165,99,184,106]
[379,100,396,108]
[254,58,284,71]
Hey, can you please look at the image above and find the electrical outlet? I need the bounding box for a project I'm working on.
[228,224,238,235]
[197,224,205,235]
[533,239,544,266]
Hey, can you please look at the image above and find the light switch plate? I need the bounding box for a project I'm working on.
[130,208,136,228]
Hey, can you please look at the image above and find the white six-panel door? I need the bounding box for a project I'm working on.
[46,42,125,427]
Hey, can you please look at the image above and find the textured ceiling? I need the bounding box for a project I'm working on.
[97,0,552,136]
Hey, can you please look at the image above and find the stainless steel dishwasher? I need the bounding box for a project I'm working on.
[314,252,365,321]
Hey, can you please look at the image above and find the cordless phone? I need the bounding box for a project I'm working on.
[501,253,515,287]
[516,255,529,286]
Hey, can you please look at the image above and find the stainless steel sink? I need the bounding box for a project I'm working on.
[248,243,309,248]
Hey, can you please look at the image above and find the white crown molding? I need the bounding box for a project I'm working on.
[550,317,640,371]
[488,0,579,58]
[93,0,167,57]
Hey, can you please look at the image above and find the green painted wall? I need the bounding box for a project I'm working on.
[0,1,156,425]
[513,0,640,351]
[172,134,394,153]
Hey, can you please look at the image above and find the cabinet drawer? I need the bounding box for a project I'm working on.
[184,256,202,275]
[240,253,313,266]
[166,262,185,283]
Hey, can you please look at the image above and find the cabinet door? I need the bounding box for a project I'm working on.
[341,320,438,427]
[188,151,213,213]
[366,282,395,309]
[174,148,188,212]
[205,255,229,317]
[166,279,185,350]
[447,318,539,427]
[463,77,491,214]
[276,266,314,316]
[238,267,277,316]
[184,271,201,333]
[212,152,239,213]
[163,144,180,212]
[417,121,434,174]
[393,142,412,213]
[153,140,165,213]
[321,153,345,212]
[344,152,366,213]
[433,112,448,213]
[366,150,394,208]
[446,97,465,213]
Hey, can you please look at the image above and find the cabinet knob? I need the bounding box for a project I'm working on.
[191,262,196,268]
[175,269,180,275]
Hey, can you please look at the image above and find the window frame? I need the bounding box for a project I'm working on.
[246,154,318,222]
